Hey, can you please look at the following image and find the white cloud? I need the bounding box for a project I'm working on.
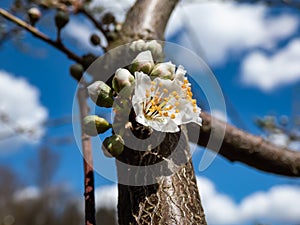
[166,2,298,65]
[210,109,228,123]
[197,176,300,225]
[267,133,290,147]
[13,186,40,202]
[94,176,300,225]
[65,20,104,52]
[0,70,47,149]
[89,0,134,22]
[65,0,135,51]
[241,39,300,91]
[95,184,118,209]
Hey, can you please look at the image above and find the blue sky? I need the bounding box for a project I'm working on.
[1,0,300,224]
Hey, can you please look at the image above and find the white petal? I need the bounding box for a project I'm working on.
[174,65,187,81]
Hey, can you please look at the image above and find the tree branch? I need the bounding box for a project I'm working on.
[188,112,300,177]
[120,0,179,41]
[77,88,96,225]
[0,8,83,64]
[79,7,108,40]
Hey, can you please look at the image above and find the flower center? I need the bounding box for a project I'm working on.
[142,78,198,121]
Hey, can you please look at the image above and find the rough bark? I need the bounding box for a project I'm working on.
[188,112,300,177]
[78,88,96,225]
[116,125,206,225]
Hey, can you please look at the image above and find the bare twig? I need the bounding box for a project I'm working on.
[77,88,96,225]
[0,8,83,64]
[188,112,300,177]
[79,7,108,39]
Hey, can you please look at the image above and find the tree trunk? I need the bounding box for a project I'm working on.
[116,123,206,224]
[111,0,207,224]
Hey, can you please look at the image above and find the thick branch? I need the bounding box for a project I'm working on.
[0,8,83,64]
[120,0,179,41]
[77,88,96,225]
[188,112,300,177]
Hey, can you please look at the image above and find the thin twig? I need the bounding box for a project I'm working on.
[0,8,83,64]
[79,7,108,40]
[77,87,96,225]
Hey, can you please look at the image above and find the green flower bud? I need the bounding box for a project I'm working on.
[82,53,97,69]
[90,34,101,46]
[83,115,111,136]
[145,40,163,58]
[112,68,134,93]
[130,51,154,74]
[28,7,41,25]
[102,134,124,157]
[101,12,115,25]
[55,10,69,30]
[150,61,176,79]
[70,64,84,80]
[88,81,114,108]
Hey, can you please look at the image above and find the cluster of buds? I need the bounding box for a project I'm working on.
[130,40,163,59]
[85,40,201,157]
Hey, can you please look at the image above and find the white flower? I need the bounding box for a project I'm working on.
[132,71,202,133]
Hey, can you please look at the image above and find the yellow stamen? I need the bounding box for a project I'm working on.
[170,114,176,119]
[163,112,169,117]
[184,79,189,84]
[163,89,168,93]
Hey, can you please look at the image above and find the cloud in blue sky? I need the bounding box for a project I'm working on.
[0,70,47,150]
[65,1,299,92]
[92,176,300,225]
[241,38,300,91]
[166,1,298,65]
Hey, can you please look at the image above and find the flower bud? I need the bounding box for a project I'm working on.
[150,61,176,79]
[102,134,124,157]
[82,53,97,69]
[55,10,69,30]
[88,81,114,108]
[28,7,41,25]
[145,40,163,58]
[70,64,84,80]
[130,39,146,52]
[101,12,115,25]
[83,115,111,136]
[112,68,134,93]
[90,34,101,46]
[130,51,154,74]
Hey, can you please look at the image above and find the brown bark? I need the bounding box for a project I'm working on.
[188,112,300,177]
[77,88,96,225]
